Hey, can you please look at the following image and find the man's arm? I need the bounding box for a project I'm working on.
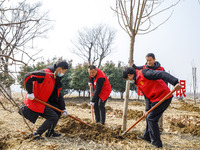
[24,71,45,94]
[91,78,105,102]
[144,95,151,111]
[132,64,143,70]
[142,69,179,86]
[57,92,65,110]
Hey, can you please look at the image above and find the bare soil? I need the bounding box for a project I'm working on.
[0,96,200,150]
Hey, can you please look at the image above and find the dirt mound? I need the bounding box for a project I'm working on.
[65,102,78,106]
[177,102,200,112]
[57,117,140,143]
[107,109,143,120]
[0,141,8,150]
[127,109,143,120]
[0,135,11,150]
[170,118,200,137]
[79,103,90,109]
[130,101,145,106]
[105,106,113,112]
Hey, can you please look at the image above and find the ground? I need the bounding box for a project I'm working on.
[0,95,200,150]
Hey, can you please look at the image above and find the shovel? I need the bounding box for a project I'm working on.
[34,98,91,127]
[90,86,95,123]
[121,83,181,136]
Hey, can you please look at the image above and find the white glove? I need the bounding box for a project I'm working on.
[62,109,68,116]
[90,102,95,107]
[27,93,35,100]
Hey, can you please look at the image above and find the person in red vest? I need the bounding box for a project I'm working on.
[88,65,111,125]
[20,61,69,140]
[123,67,181,148]
[133,53,166,133]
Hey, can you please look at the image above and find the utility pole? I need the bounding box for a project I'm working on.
[192,67,197,104]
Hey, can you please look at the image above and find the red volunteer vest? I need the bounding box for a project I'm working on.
[24,68,56,113]
[143,65,164,71]
[136,70,172,103]
[91,68,111,101]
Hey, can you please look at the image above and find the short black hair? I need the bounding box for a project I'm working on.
[88,65,96,70]
[146,53,155,59]
[56,61,68,69]
[123,67,136,79]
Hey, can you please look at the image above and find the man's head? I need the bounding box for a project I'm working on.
[88,65,97,78]
[146,53,156,67]
[123,67,136,82]
[55,61,68,77]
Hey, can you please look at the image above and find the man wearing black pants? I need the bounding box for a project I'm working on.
[133,53,167,133]
[88,65,111,125]
[123,67,181,148]
[19,61,69,140]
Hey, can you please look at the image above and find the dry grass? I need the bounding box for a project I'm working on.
[0,97,200,150]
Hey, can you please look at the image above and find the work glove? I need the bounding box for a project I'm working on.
[62,109,68,116]
[27,93,35,100]
[88,82,92,87]
[90,102,95,107]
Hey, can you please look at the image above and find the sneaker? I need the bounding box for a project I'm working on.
[32,132,44,140]
[137,135,151,143]
[45,131,62,137]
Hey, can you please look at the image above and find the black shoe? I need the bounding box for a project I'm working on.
[45,131,62,137]
[137,135,151,143]
[32,132,44,140]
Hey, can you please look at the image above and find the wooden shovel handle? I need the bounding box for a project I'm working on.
[122,83,181,135]
[34,98,91,127]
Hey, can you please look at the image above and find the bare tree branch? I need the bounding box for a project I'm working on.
[71,24,116,67]
[0,0,52,134]
[112,0,181,131]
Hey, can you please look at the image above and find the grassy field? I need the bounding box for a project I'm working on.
[0,95,200,150]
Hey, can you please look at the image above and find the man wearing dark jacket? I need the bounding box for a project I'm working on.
[20,61,68,139]
[123,67,181,148]
[88,65,111,125]
[133,53,166,132]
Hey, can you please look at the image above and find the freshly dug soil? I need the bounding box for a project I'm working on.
[127,109,143,120]
[79,103,90,109]
[130,101,145,106]
[170,119,200,137]
[0,141,8,150]
[65,102,78,106]
[57,117,140,143]
[107,109,143,120]
[177,102,200,112]
[0,136,10,150]
[105,106,113,112]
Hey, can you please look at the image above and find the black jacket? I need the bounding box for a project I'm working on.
[89,77,105,102]
[137,69,179,111]
[20,65,65,123]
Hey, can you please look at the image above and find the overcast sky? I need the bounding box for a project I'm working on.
[25,0,200,93]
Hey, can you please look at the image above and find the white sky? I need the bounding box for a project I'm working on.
[25,0,200,93]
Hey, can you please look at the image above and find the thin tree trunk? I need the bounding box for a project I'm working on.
[98,55,103,68]
[120,92,124,100]
[122,34,135,131]
[83,90,85,97]
[123,81,130,131]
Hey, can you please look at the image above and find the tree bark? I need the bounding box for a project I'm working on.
[120,92,124,100]
[123,80,130,131]
[83,90,85,97]
[122,34,135,131]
